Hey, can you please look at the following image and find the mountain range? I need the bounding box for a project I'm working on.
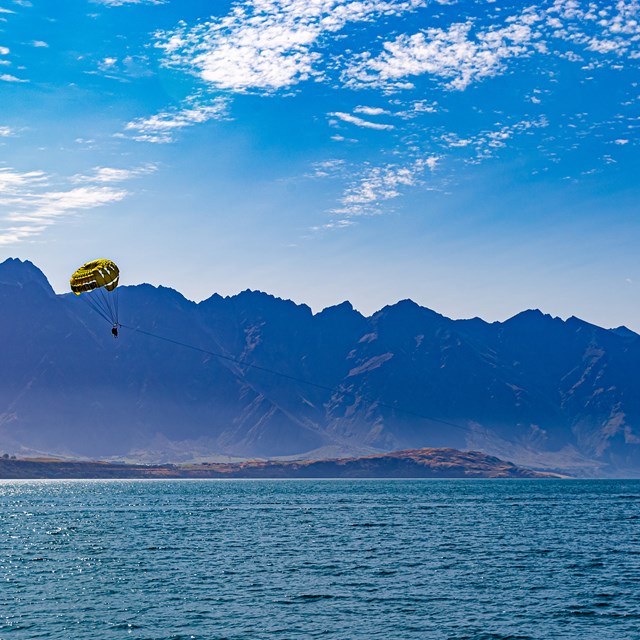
[1,257,639,477]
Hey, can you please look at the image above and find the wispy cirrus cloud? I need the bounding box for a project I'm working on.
[4,186,129,224]
[92,0,167,6]
[71,164,157,184]
[0,167,47,193]
[0,164,155,245]
[95,54,153,79]
[329,111,395,130]
[441,116,550,162]
[332,155,439,218]
[122,97,229,143]
[307,154,439,226]
[307,159,345,178]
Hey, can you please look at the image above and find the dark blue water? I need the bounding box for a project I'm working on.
[1,480,639,639]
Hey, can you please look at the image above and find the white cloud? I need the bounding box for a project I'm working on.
[341,2,640,94]
[344,10,546,91]
[32,40,48,48]
[100,57,117,69]
[546,0,640,59]
[0,74,28,83]
[132,0,639,225]
[0,45,9,55]
[0,125,14,137]
[394,99,439,119]
[333,155,438,217]
[443,117,549,161]
[123,97,229,143]
[329,111,394,130]
[353,105,390,116]
[614,138,630,144]
[155,0,429,94]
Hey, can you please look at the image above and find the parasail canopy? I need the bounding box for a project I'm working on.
[70,258,120,327]
[70,258,119,295]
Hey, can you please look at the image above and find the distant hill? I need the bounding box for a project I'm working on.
[1,257,639,477]
[0,448,559,479]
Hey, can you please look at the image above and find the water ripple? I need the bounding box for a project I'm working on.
[0,479,639,639]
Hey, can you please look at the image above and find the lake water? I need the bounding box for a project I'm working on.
[1,479,639,639]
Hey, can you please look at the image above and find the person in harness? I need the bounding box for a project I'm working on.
[112,325,119,338]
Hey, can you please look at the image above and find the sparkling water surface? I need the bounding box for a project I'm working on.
[1,479,639,639]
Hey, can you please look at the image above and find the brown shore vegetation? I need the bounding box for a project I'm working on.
[0,448,563,479]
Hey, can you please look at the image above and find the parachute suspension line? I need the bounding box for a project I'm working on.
[114,288,120,325]
[119,323,481,438]
[81,293,112,325]
[98,287,118,326]
[78,288,118,326]
[94,289,112,323]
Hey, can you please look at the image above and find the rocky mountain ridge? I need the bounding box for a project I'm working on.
[1,257,639,477]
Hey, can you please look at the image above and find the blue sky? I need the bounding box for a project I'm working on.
[1,0,639,329]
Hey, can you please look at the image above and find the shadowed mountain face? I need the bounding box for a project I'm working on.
[1,258,639,476]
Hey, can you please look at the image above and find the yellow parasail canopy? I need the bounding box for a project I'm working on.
[70,259,119,295]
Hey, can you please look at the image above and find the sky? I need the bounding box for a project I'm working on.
[0,0,639,329]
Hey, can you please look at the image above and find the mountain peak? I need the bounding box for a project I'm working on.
[503,308,566,328]
[609,325,638,339]
[231,289,313,316]
[317,300,361,318]
[0,258,54,295]
[374,298,445,322]
[508,308,547,321]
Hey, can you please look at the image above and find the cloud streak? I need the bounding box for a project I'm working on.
[123,97,229,143]
[92,0,167,6]
[329,111,394,130]
[331,155,439,219]
[0,164,155,245]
